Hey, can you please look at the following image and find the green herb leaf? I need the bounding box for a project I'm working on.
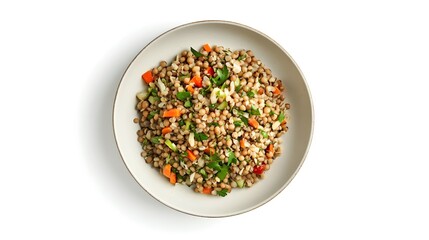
[178,119,185,127]
[208,122,220,127]
[209,104,216,109]
[240,116,249,126]
[176,91,191,101]
[200,87,211,97]
[269,110,275,116]
[233,121,242,127]
[217,165,229,181]
[260,130,268,138]
[227,151,237,166]
[184,100,192,108]
[179,74,190,81]
[199,169,208,179]
[210,153,221,162]
[235,84,242,93]
[278,112,285,123]
[150,136,162,144]
[216,189,228,197]
[250,106,261,116]
[147,111,159,120]
[215,65,229,86]
[237,54,247,61]
[207,161,222,171]
[246,91,255,98]
[190,47,203,57]
[194,132,209,141]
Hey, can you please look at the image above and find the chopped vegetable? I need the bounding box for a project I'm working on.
[260,130,268,138]
[186,85,194,94]
[186,150,197,161]
[136,91,149,100]
[253,164,266,175]
[147,111,158,120]
[250,106,261,116]
[236,179,245,188]
[237,54,247,61]
[184,100,192,108]
[199,169,207,179]
[267,144,274,154]
[202,187,212,194]
[142,70,154,84]
[247,91,255,98]
[204,147,215,155]
[214,65,229,86]
[176,91,191,101]
[194,132,208,141]
[150,136,162,144]
[217,189,228,197]
[217,165,229,181]
[206,67,214,76]
[240,116,249,126]
[248,118,259,128]
[162,127,172,135]
[163,109,181,118]
[165,139,178,152]
[190,47,203,57]
[163,164,172,178]
[217,101,227,110]
[227,151,237,166]
[258,87,264,95]
[278,112,285,123]
[169,172,177,184]
[240,139,246,148]
[148,96,160,104]
[203,43,212,52]
[208,122,219,127]
[233,121,242,127]
[273,87,281,95]
[269,110,275,116]
[207,161,222,171]
[191,75,202,87]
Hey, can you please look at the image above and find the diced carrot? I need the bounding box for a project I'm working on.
[240,139,246,148]
[163,109,181,118]
[267,144,274,153]
[187,150,197,161]
[162,127,172,135]
[206,67,214,76]
[204,147,215,155]
[169,172,176,184]
[203,43,212,52]
[202,187,212,194]
[273,87,281,95]
[258,87,264,95]
[163,164,171,178]
[142,70,154,84]
[186,85,194,94]
[191,75,202,88]
[248,118,259,128]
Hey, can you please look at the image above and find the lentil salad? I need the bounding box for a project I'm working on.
[134,44,290,197]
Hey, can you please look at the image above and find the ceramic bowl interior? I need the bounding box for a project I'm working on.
[113,21,313,217]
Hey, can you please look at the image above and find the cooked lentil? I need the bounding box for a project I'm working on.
[134,44,290,197]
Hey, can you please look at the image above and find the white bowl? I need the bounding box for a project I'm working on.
[113,20,313,217]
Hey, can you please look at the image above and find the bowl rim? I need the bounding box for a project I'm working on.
[112,20,314,218]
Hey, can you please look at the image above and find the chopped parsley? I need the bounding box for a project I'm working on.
[194,132,208,141]
[176,91,191,101]
[278,112,285,123]
[217,189,228,197]
[190,47,203,57]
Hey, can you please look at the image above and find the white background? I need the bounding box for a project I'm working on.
[1,0,428,239]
